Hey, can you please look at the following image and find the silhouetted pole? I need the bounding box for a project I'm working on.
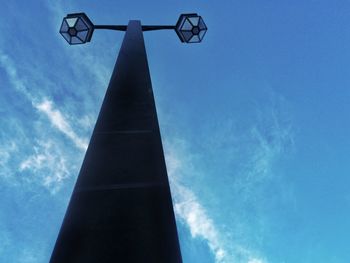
[50,20,182,263]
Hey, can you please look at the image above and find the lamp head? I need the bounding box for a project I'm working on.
[60,13,94,45]
[175,13,207,43]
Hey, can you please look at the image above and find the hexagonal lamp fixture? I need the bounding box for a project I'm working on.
[175,13,207,43]
[59,13,94,45]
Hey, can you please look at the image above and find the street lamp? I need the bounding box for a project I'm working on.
[175,13,207,43]
[59,12,207,44]
[59,13,94,44]
[51,12,207,263]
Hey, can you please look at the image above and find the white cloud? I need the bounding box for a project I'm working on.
[18,249,39,263]
[248,258,266,263]
[166,147,269,263]
[78,115,95,130]
[19,140,71,193]
[165,147,225,262]
[163,94,294,263]
[34,99,88,151]
[0,50,88,152]
[0,51,85,191]
[0,50,33,101]
[0,141,17,166]
[0,141,18,179]
[173,183,226,262]
[165,147,226,262]
[165,143,227,262]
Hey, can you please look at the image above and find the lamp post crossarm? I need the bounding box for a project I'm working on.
[93,24,176,32]
[141,25,176,31]
[94,25,128,31]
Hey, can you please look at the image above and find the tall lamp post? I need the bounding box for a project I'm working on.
[50,13,207,263]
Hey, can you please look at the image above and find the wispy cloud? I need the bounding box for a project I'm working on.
[165,144,226,261]
[247,259,266,263]
[0,50,88,151]
[19,140,71,193]
[18,248,40,263]
[0,141,18,179]
[172,182,226,262]
[163,91,293,263]
[34,99,88,151]
[0,51,33,101]
[0,141,17,166]
[0,50,87,191]
[165,144,268,263]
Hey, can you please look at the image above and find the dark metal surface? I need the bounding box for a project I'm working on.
[50,20,182,263]
[94,25,175,32]
[94,25,127,31]
[142,25,175,31]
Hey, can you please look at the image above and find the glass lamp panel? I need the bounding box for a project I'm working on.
[77,30,88,42]
[198,18,207,30]
[178,16,186,27]
[181,31,193,42]
[70,36,83,45]
[188,17,200,26]
[61,32,71,43]
[75,18,89,31]
[189,35,200,43]
[65,18,78,27]
[60,20,69,33]
[181,19,193,31]
[199,29,207,40]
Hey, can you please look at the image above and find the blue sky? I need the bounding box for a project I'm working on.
[1,1,350,262]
